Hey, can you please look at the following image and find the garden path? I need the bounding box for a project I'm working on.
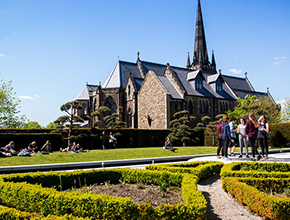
[197,174,263,220]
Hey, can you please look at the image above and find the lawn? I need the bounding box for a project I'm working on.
[0,146,218,167]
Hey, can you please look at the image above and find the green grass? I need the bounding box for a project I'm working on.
[0,146,218,167]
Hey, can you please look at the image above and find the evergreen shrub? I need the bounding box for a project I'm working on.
[0,161,221,219]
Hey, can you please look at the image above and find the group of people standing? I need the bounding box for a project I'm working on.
[217,113,269,161]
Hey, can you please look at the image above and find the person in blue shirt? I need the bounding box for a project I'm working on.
[221,116,233,160]
[228,117,238,156]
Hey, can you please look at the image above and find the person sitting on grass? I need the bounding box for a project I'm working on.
[4,141,16,155]
[27,141,37,154]
[40,140,52,154]
[163,137,175,152]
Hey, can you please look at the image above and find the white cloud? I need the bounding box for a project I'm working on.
[34,94,40,98]
[0,54,5,57]
[274,57,279,59]
[19,96,35,100]
[229,69,241,75]
[274,61,280,65]
[282,56,286,59]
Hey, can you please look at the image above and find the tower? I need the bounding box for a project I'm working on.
[188,0,216,73]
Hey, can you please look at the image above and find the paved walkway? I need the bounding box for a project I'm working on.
[0,149,289,174]
[188,150,290,164]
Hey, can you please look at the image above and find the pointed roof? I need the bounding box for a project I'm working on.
[75,85,90,100]
[211,50,216,68]
[190,0,216,73]
[186,52,191,68]
[193,0,208,67]
[75,84,99,100]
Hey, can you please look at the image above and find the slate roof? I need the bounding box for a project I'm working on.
[157,76,183,99]
[75,84,99,100]
[101,59,266,101]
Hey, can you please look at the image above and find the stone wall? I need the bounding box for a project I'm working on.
[138,71,170,129]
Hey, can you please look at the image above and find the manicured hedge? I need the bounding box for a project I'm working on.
[0,128,204,150]
[222,177,290,220]
[0,133,63,151]
[0,206,89,220]
[268,123,290,147]
[220,162,290,179]
[0,162,220,219]
[146,161,223,180]
[70,128,204,149]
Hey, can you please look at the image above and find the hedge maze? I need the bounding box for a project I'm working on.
[221,162,290,220]
[0,161,289,219]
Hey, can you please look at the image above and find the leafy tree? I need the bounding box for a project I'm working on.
[54,101,84,144]
[91,106,126,149]
[167,110,195,147]
[280,97,290,123]
[24,121,41,129]
[226,95,280,123]
[0,77,27,128]
[196,116,219,146]
[226,95,256,120]
[46,122,57,129]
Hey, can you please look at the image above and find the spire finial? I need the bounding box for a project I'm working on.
[186,52,191,69]
[244,72,248,78]
[137,51,140,59]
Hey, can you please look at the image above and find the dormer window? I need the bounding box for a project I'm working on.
[216,80,222,92]
[196,78,202,90]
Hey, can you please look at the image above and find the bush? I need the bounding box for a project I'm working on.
[222,177,290,220]
[220,162,290,179]
[268,123,290,147]
[0,162,220,219]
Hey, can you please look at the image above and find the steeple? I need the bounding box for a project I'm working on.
[189,0,216,73]
[211,50,216,69]
[186,52,191,68]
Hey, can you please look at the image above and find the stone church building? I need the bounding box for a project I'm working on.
[75,0,272,129]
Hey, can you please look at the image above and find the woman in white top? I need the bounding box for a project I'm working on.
[237,118,249,158]
[257,115,269,159]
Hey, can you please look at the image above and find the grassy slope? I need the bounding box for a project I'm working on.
[0,146,219,167]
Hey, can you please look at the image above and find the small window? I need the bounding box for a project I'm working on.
[196,78,202,90]
[216,80,222,92]
[105,97,116,114]
[189,100,193,114]
[82,103,87,115]
[128,85,131,98]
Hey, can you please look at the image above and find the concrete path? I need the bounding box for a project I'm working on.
[0,149,289,174]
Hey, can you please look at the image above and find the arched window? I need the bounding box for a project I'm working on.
[205,100,208,113]
[216,80,222,92]
[128,85,131,98]
[127,108,132,128]
[199,100,202,113]
[189,100,193,114]
[202,100,205,113]
[196,78,202,90]
[82,103,87,115]
[105,97,116,114]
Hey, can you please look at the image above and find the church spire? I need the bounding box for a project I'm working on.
[186,52,191,68]
[191,0,216,73]
[211,50,216,69]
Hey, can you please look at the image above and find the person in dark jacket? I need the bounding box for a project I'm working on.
[163,137,174,151]
[245,113,260,161]
[258,115,269,159]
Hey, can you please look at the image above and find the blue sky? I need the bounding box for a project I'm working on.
[0,0,289,127]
